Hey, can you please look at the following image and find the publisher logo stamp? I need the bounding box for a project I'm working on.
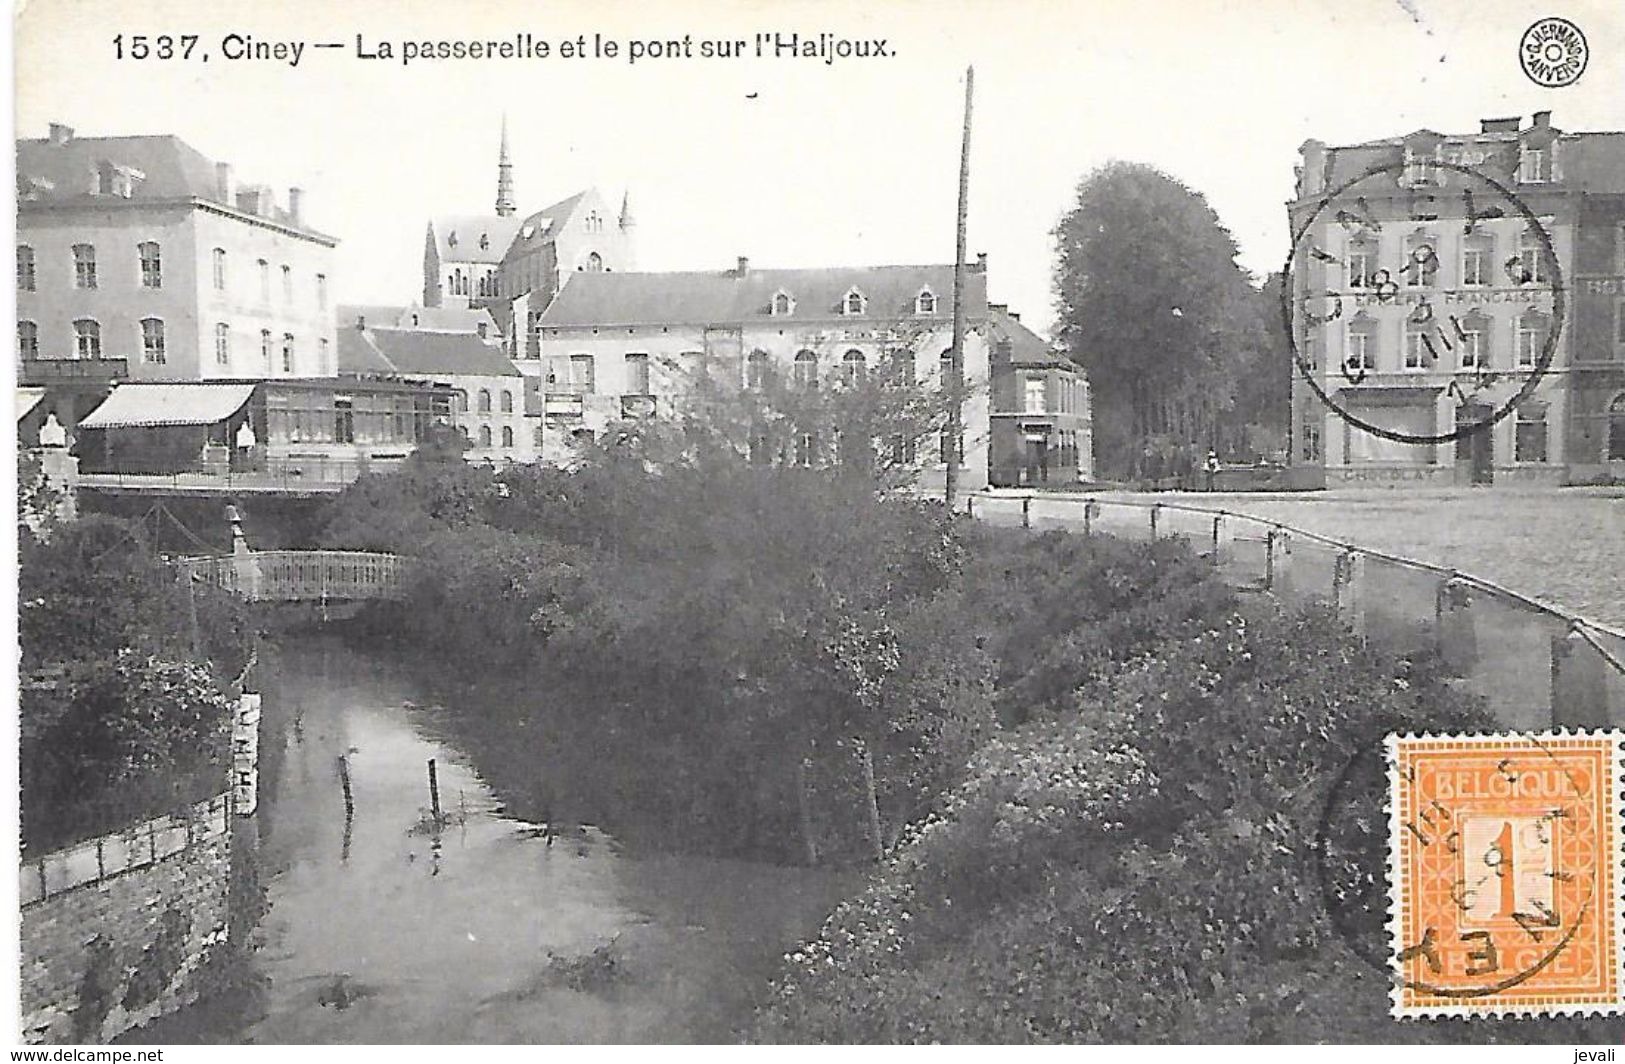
[1520,18,1588,87]
[1388,732,1624,1018]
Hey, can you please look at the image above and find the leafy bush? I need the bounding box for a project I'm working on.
[751,601,1620,1043]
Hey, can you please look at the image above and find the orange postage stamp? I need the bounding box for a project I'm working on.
[1388,732,1625,1018]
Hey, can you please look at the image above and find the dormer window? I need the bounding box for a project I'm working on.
[1519,147,1552,183]
[447,230,458,248]
[842,288,867,316]
[1402,147,1439,188]
[915,288,938,315]
[478,233,490,250]
[771,290,795,316]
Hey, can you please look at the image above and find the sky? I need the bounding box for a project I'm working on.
[13,0,1625,335]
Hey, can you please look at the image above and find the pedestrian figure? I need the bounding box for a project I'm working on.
[1204,450,1221,492]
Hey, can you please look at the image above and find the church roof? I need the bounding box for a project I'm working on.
[429,214,523,264]
[539,264,986,328]
[505,191,590,258]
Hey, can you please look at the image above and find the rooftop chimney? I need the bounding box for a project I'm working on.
[1532,110,1552,129]
[216,162,233,202]
[973,252,988,272]
[736,255,750,276]
[288,186,303,225]
[1298,138,1327,195]
[356,315,367,331]
[1481,117,1521,134]
[47,123,73,146]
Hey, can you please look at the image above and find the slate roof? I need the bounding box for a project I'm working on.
[337,303,502,336]
[428,215,524,264]
[988,307,1067,368]
[539,264,986,328]
[505,192,588,259]
[1310,124,1625,196]
[348,327,520,377]
[16,131,330,237]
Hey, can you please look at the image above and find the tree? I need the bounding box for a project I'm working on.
[1216,272,1293,462]
[1053,162,1261,479]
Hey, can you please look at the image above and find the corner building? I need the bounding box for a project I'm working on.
[1288,111,1625,487]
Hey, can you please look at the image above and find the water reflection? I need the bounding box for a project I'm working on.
[141,633,847,1044]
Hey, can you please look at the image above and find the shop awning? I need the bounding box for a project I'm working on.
[15,387,45,422]
[78,383,254,429]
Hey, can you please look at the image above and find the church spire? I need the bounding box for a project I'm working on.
[495,116,515,217]
[619,189,635,230]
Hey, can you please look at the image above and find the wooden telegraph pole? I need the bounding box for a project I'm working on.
[946,65,974,511]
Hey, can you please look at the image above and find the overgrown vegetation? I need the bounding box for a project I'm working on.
[18,514,252,852]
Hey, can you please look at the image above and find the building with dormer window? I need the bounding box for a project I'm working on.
[1289,111,1625,487]
[530,255,994,493]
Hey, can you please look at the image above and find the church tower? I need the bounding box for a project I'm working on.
[495,116,515,218]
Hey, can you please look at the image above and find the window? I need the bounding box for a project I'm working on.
[939,430,962,467]
[141,318,166,364]
[281,333,294,373]
[916,288,937,315]
[1403,323,1434,370]
[1403,235,1438,287]
[1462,234,1493,287]
[1610,394,1625,461]
[794,430,817,468]
[1024,376,1046,414]
[888,433,917,465]
[73,319,100,359]
[1518,147,1550,184]
[319,338,330,375]
[316,273,327,308]
[335,398,355,444]
[258,259,270,301]
[745,350,771,390]
[626,353,651,394]
[215,323,231,366]
[1514,229,1549,285]
[501,425,514,449]
[890,349,916,387]
[261,329,273,370]
[73,244,97,289]
[1456,315,1487,369]
[1403,147,1439,187]
[1346,239,1376,289]
[478,425,493,448]
[138,242,162,288]
[500,389,513,414]
[1617,300,1625,346]
[281,265,292,302]
[793,349,818,390]
[570,354,596,394]
[1516,312,1548,368]
[17,245,35,291]
[1344,319,1377,374]
[584,210,603,234]
[1515,404,1548,462]
[843,288,866,316]
[771,291,794,316]
[534,424,545,450]
[477,388,492,414]
[1301,413,1321,462]
[17,321,38,360]
[212,248,227,291]
[840,349,866,386]
[585,252,603,272]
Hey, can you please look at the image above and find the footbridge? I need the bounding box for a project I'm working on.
[181,550,412,603]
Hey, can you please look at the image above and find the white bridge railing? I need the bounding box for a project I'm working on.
[181,550,411,603]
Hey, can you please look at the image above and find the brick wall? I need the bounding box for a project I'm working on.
[18,794,232,1044]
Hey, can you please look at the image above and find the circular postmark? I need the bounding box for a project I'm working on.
[1315,733,1605,1005]
[1281,159,1567,447]
[1520,18,1589,88]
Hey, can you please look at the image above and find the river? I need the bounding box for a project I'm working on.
[140,634,848,1043]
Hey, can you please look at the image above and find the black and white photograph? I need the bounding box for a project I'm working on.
[8,0,1625,1048]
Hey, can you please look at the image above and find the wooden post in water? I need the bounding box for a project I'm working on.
[427,758,443,825]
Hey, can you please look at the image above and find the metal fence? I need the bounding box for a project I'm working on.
[966,491,1625,731]
[182,550,411,603]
